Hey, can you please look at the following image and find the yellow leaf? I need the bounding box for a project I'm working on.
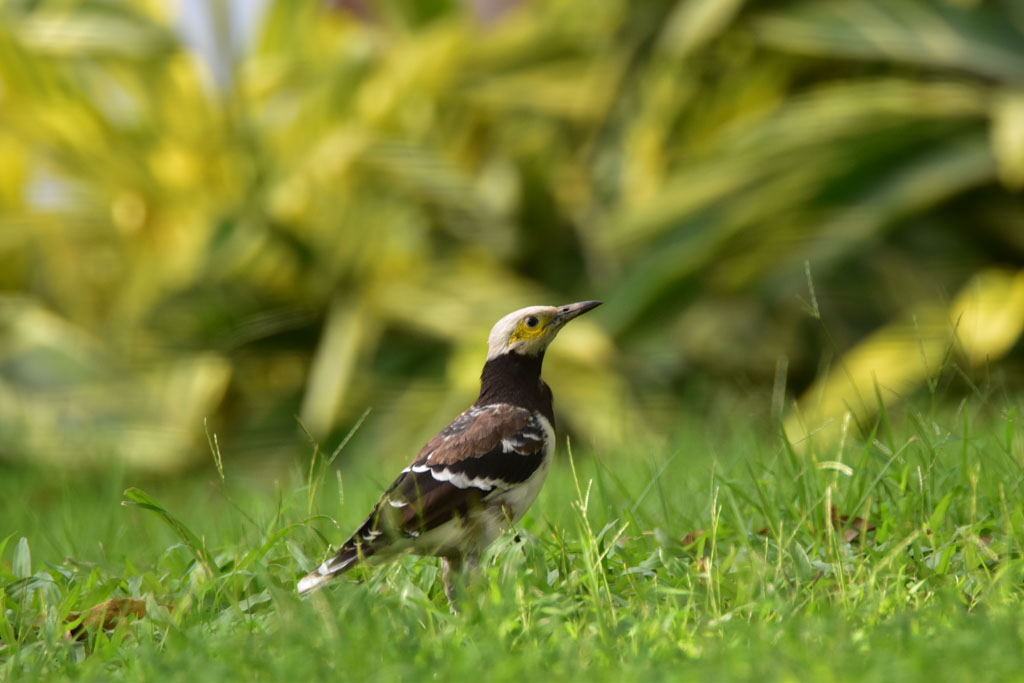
[953,268,1024,365]
[991,92,1024,190]
[787,268,1024,443]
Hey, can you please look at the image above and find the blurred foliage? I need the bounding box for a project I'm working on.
[0,0,1022,471]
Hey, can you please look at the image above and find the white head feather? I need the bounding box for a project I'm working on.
[485,301,602,361]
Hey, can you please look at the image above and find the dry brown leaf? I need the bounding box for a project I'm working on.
[848,516,875,532]
[681,529,705,546]
[65,598,148,641]
[825,506,876,542]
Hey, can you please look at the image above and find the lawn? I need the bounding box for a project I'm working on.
[2,393,1024,682]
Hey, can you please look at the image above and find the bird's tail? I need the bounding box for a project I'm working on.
[297,544,365,595]
[298,500,392,595]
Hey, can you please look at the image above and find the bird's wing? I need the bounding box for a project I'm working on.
[372,403,548,538]
[297,403,549,594]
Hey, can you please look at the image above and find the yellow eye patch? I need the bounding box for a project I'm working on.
[509,315,550,342]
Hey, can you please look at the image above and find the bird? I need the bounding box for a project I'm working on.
[297,300,602,603]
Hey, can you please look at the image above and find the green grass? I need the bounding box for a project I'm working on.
[2,395,1024,681]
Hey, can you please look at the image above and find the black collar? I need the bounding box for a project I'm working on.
[475,352,554,426]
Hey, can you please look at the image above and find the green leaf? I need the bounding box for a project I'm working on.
[12,4,178,60]
[12,537,30,579]
[286,540,313,573]
[927,492,955,534]
[755,0,1024,83]
[659,0,746,57]
[790,540,815,581]
[0,600,17,647]
[0,533,14,571]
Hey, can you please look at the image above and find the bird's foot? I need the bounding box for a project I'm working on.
[441,556,462,611]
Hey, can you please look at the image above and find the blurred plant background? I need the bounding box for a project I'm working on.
[0,0,1022,474]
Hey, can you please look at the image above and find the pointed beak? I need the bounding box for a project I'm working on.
[553,300,602,326]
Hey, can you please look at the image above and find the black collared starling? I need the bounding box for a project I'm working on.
[297,301,602,602]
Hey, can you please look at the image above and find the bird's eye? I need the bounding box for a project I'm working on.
[525,316,540,328]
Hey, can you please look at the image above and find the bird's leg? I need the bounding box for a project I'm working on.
[441,555,463,611]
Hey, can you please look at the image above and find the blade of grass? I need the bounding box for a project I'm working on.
[122,487,215,576]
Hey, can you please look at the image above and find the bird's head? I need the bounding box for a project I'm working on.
[486,300,602,360]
